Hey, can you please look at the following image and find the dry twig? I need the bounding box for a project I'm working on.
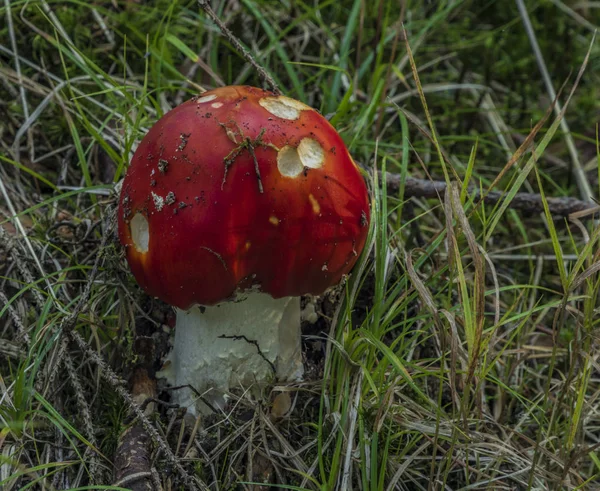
[69,330,207,490]
[113,368,158,491]
[387,174,600,220]
[196,0,280,94]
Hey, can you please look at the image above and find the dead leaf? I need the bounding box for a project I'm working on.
[270,391,291,420]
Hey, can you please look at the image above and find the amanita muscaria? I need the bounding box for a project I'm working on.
[118,85,370,413]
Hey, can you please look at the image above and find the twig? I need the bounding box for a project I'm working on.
[387,174,600,220]
[113,368,157,491]
[69,330,207,491]
[38,207,115,393]
[63,348,100,484]
[46,207,204,489]
[0,178,66,313]
[196,0,281,94]
[546,0,598,33]
[0,290,30,346]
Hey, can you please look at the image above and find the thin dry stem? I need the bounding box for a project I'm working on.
[387,174,600,219]
[197,0,281,94]
[515,0,594,202]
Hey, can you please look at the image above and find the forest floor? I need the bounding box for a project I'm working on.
[1,1,600,489]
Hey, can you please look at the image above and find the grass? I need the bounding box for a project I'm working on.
[1,0,600,489]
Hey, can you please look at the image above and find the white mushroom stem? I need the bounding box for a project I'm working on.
[160,293,304,414]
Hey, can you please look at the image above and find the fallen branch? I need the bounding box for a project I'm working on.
[113,368,158,491]
[387,174,599,219]
[69,330,207,491]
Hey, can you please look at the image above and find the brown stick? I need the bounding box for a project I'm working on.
[387,174,599,219]
[113,368,158,491]
[113,425,154,491]
[197,0,281,94]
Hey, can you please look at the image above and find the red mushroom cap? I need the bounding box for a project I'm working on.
[118,86,370,309]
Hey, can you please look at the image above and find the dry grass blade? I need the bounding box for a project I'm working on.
[385,442,431,491]
[259,411,310,477]
[3,0,30,163]
[516,0,594,202]
[62,348,100,483]
[404,249,440,324]
[484,37,594,243]
[339,371,362,491]
[570,260,600,292]
[0,289,30,346]
[448,183,485,384]
[0,174,66,314]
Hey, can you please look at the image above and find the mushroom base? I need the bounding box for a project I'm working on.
[160,293,304,414]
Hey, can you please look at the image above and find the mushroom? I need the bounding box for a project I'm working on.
[118,85,370,413]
